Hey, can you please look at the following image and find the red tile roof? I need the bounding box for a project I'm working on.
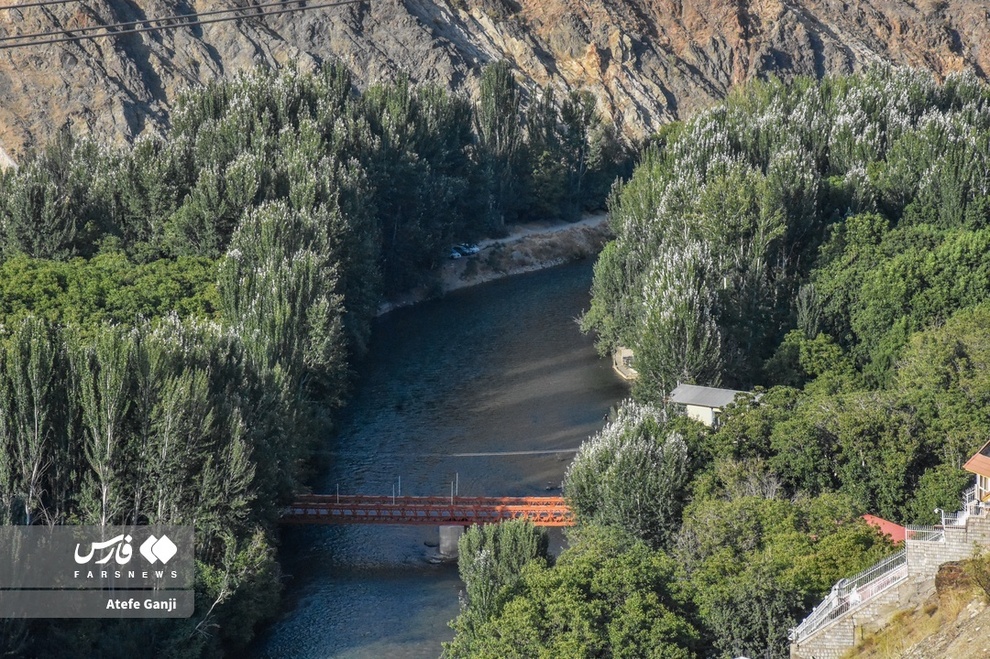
[862,514,906,544]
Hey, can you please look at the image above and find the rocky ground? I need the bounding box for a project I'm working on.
[849,562,990,658]
[0,0,988,160]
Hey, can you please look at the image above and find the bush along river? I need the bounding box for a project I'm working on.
[255,259,628,658]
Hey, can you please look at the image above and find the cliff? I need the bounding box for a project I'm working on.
[0,0,987,159]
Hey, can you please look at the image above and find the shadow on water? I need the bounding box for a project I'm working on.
[253,260,629,658]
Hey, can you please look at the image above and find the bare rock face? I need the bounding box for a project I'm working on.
[935,561,972,597]
[0,0,986,159]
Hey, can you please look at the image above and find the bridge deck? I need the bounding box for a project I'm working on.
[282,494,575,527]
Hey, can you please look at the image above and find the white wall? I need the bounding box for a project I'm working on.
[685,405,715,427]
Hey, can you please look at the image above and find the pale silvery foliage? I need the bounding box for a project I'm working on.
[564,400,689,548]
[586,66,990,399]
[637,240,723,396]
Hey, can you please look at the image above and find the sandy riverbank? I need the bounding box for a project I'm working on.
[377,213,612,316]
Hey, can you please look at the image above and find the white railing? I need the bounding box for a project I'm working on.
[964,485,977,509]
[941,510,968,527]
[934,484,987,527]
[790,549,908,642]
[962,485,984,517]
[905,525,945,542]
[792,480,985,645]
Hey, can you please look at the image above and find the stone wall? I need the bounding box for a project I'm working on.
[791,513,990,659]
[790,578,916,659]
[908,516,990,579]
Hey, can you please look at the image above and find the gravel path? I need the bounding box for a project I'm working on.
[377,213,611,316]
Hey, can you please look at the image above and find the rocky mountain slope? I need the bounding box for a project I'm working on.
[0,0,987,161]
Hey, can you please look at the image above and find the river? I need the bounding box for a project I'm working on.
[255,260,628,658]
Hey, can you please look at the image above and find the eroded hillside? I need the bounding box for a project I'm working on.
[0,0,987,160]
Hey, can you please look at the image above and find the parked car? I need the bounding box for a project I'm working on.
[449,248,462,259]
[458,243,481,255]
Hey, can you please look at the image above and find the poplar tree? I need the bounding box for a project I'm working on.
[477,61,523,233]
[70,326,135,526]
[5,317,60,525]
[565,402,691,549]
[0,349,17,526]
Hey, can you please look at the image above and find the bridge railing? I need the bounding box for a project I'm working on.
[290,494,570,506]
[281,494,576,527]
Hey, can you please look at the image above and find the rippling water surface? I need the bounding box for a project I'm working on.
[255,260,628,658]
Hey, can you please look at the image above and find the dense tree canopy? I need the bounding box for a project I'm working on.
[446,525,701,659]
[447,68,990,659]
[6,59,988,659]
[583,67,990,394]
[0,60,631,658]
[581,67,990,523]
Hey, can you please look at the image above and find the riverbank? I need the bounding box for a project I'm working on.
[377,213,611,316]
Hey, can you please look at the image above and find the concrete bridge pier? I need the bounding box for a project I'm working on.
[439,525,465,558]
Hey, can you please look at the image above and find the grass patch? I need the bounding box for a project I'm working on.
[845,586,976,658]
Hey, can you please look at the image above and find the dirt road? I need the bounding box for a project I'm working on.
[377,213,612,315]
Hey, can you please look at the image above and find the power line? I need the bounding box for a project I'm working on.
[0,0,365,50]
[0,0,84,11]
[1,0,321,43]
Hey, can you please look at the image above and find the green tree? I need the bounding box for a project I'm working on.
[634,242,722,400]
[0,131,106,260]
[69,325,136,526]
[565,402,691,548]
[678,495,891,658]
[451,519,550,641]
[446,525,699,659]
[3,317,63,525]
[476,61,524,233]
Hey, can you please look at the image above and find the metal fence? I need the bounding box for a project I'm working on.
[905,525,945,542]
[939,486,978,527]
[964,485,978,509]
[940,511,967,527]
[792,479,984,644]
[789,549,908,643]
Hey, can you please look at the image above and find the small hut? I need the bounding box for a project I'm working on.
[668,383,744,427]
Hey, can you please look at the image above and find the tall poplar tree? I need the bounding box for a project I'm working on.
[476,61,524,233]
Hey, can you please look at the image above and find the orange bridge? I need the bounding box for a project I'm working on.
[282,494,575,527]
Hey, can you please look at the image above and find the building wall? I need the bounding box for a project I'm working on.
[684,405,715,426]
[611,347,639,381]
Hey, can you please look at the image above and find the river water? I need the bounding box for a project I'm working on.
[255,260,628,658]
